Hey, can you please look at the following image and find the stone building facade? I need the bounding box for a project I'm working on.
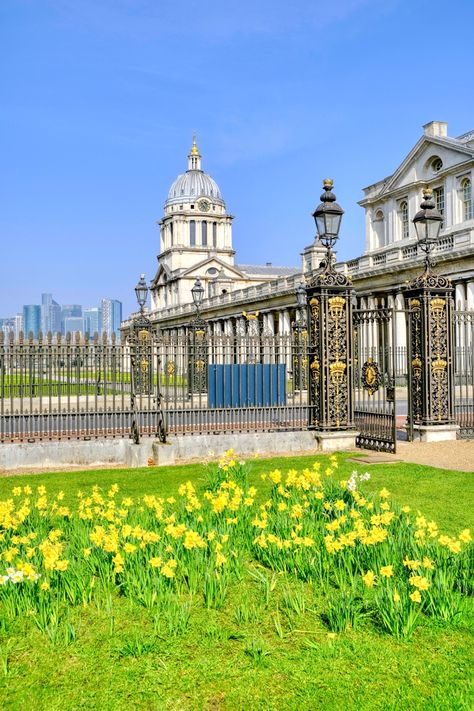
[129,122,474,340]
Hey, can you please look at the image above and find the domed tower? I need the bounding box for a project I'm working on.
[151,138,236,311]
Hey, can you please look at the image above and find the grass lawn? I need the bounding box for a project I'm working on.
[0,452,472,710]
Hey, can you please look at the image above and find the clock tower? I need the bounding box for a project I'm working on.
[151,138,239,311]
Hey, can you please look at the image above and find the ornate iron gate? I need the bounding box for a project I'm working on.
[353,308,397,453]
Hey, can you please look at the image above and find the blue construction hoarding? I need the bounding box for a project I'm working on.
[208,364,286,408]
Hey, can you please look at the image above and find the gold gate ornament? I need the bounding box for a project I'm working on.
[361,357,381,396]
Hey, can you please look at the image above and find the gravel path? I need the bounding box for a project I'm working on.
[394,440,474,472]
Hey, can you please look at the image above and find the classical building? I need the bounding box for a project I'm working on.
[150,137,299,320]
[350,120,474,318]
[134,122,474,339]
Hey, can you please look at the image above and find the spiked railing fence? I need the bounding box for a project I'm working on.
[0,330,307,442]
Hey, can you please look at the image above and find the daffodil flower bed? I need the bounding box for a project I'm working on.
[0,451,472,642]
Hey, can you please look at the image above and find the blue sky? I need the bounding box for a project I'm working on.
[1,0,473,318]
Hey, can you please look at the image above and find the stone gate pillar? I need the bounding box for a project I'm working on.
[404,187,457,442]
[405,274,457,441]
[305,179,358,452]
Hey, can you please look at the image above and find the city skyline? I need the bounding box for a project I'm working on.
[0,292,123,338]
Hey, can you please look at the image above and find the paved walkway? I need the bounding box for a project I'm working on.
[395,440,474,472]
[353,440,474,472]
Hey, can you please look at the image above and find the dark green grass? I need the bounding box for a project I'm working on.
[0,452,473,710]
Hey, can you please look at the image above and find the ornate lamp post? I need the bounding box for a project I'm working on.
[305,180,356,447]
[134,273,148,315]
[189,278,207,395]
[292,283,308,390]
[405,188,456,439]
[130,274,166,444]
[413,188,444,272]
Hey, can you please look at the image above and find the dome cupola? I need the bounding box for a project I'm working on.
[165,137,225,208]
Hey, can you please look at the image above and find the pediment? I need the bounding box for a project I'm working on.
[150,262,172,288]
[379,136,474,197]
[181,257,246,280]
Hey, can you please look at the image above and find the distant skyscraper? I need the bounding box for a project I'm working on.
[101,299,122,337]
[83,307,102,336]
[63,317,85,335]
[61,305,82,334]
[23,305,41,339]
[0,318,15,338]
[14,314,23,339]
[41,293,61,334]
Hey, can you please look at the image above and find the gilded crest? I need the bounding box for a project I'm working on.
[361,357,380,396]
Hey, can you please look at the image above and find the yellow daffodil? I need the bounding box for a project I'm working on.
[362,570,376,588]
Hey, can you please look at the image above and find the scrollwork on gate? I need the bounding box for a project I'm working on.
[326,295,348,427]
[429,297,448,421]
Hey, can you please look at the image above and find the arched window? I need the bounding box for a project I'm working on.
[399,200,409,239]
[202,221,207,246]
[213,222,217,247]
[373,210,385,248]
[190,220,196,246]
[461,177,473,220]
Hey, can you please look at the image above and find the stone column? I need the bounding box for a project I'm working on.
[466,281,474,311]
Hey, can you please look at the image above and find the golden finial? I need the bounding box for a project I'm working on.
[323,178,334,189]
[191,134,199,156]
[422,186,433,198]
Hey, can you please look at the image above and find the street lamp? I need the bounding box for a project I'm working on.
[191,278,204,314]
[189,278,207,396]
[293,283,308,391]
[313,179,344,250]
[134,274,148,314]
[130,273,166,445]
[413,188,443,269]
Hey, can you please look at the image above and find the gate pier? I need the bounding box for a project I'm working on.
[306,180,359,452]
[404,188,458,442]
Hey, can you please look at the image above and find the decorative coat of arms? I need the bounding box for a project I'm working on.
[361,357,380,396]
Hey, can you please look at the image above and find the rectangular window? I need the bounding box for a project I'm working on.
[202,220,207,246]
[434,186,445,214]
[213,222,217,247]
[190,220,196,246]
[399,200,409,239]
[170,222,174,245]
[434,186,444,227]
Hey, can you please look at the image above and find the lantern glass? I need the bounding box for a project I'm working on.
[325,211,342,237]
[191,278,204,308]
[135,274,148,309]
[413,189,443,247]
[315,213,326,238]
